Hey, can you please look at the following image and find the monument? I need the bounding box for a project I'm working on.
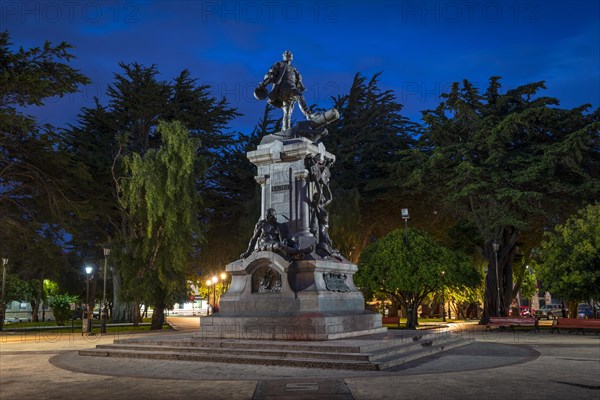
[197,51,385,340]
[79,52,466,369]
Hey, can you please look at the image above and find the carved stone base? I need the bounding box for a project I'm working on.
[198,251,384,340]
[195,312,385,341]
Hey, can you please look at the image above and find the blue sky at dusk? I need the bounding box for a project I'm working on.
[3,0,599,132]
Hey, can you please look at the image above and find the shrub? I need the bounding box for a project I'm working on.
[48,294,79,326]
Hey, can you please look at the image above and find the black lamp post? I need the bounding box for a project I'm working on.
[101,246,110,334]
[441,270,446,322]
[0,258,8,331]
[205,279,212,315]
[84,265,93,334]
[211,276,218,312]
[401,208,410,244]
[492,241,501,316]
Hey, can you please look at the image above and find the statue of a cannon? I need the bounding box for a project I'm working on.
[292,108,340,143]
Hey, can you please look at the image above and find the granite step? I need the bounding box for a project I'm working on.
[373,337,469,369]
[94,343,371,362]
[78,348,380,371]
[112,330,445,353]
[79,330,471,371]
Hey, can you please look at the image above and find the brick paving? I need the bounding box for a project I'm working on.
[1,323,598,399]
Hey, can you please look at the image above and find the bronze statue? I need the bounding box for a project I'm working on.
[241,208,312,259]
[305,154,342,260]
[254,50,312,131]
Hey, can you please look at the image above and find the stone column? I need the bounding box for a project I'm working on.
[294,170,313,248]
[255,175,268,217]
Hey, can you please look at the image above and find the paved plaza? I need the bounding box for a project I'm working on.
[0,320,598,399]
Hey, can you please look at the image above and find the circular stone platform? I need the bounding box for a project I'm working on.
[51,341,538,381]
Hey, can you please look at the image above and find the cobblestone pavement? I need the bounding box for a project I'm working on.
[1,323,598,399]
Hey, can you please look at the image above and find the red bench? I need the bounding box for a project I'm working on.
[382,316,400,327]
[551,318,600,335]
[486,316,539,333]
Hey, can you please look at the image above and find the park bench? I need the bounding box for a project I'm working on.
[551,318,600,335]
[382,316,400,327]
[486,316,539,333]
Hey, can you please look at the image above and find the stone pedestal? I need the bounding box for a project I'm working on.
[197,136,384,340]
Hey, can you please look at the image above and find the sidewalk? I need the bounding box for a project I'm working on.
[1,324,598,399]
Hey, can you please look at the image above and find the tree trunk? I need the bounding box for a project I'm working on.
[481,259,499,324]
[480,230,519,324]
[111,269,133,322]
[0,301,6,331]
[151,304,165,330]
[132,302,141,327]
[389,302,399,317]
[30,299,40,322]
[30,278,44,322]
[406,301,418,329]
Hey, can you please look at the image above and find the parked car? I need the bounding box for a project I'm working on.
[70,307,84,320]
[520,306,534,317]
[535,304,563,319]
[577,304,594,319]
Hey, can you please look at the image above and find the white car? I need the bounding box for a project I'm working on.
[535,304,563,319]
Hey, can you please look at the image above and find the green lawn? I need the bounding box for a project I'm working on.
[2,318,171,334]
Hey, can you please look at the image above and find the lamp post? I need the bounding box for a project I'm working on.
[220,272,228,290]
[1,258,8,331]
[101,246,110,334]
[205,279,212,315]
[492,241,501,317]
[84,265,93,334]
[401,208,410,244]
[441,270,446,322]
[211,276,218,312]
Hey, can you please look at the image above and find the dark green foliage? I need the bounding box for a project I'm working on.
[0,32,90,320]
[48,293,79,326]
[67,63,239,322]
[535,204,600,302]
[1,31,90,241]
[195,106,268,273]
[321,73,418,261]
[393,77,599,320]
[356,229,480,328]
[118,121,204,329]
[324,72,418,194]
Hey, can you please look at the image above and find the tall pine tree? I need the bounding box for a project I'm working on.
[393,77,599,322]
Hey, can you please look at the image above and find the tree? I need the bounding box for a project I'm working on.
[0,31,90,289]
[0,275,32,330]
[356,228,480,329]
[393,77,599,322]
[195,105,268,274]
[321,73,418,261]
[535,204,600,304]
[67,63,238,322]
[117,120,205,329]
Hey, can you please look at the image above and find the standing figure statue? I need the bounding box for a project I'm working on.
[241,208,313,260]
[254,50,312,131]
[305,154,342,260]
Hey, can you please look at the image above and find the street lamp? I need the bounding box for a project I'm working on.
[101,246,110,334]
[492,241,501,317]
[220,272,229,292]
[84,265,93,334]
[401,208,410,244]
[1,258,8,331]
[441,270,446,322]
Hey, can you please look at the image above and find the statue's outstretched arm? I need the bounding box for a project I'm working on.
[260,62,280,87]
[241,221,262,258]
